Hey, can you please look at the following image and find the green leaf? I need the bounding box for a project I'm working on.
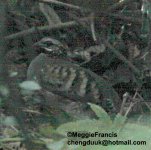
[46,139,67,150]
[56,117,151,150]
[57,119,110,137]
[112,113,127,130]
[38,124,56,137]
[8,0,17,7]
[2,116,17,126]
[88,103,112,124]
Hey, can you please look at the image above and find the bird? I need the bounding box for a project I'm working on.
[32,37,68,59]
[27,37,120,113]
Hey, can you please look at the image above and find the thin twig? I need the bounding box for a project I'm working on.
[137,93,151,112]
[90,12,97,42]
[39,0,81,10]
[39,2,62,26]
[124,102,137,117]
[5,12,142,41]
[23,109,42,115]
[5,21,79,40]
[133,89,139,99]
[0,137,24,143]
[119,92,129,115]
[4,16,94,41]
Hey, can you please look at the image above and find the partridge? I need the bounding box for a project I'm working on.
[27,52,120,113]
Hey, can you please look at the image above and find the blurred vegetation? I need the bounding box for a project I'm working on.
[1,0,151,149]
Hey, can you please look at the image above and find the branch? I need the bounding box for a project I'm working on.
[5,20,79,40]
[39,0,81,10]
[5,12,142,41]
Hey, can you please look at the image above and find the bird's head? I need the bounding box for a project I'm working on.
[33,37,68,58]
[33,37,102,63]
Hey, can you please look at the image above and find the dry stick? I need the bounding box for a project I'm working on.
[120,90,138,116]
[124,91,151,117]
[40,0,97,41]
[124,90,151,117]
[40,0,142,40]
[40,0,81,10]
[119,92,129,115]
[0,138,24,143]
[40,0,142,24]
[23,109,43,115]
[90,12,97,42]
[5,20,78,40]
[133,89,138,99]
[5,12,142,41]
[124,102,137,117]
[137,93,151,112]
[41,0,131,13]
[123,91,140,117]
[39,2,62,25]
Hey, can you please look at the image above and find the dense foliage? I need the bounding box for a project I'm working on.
[1,0,151,149]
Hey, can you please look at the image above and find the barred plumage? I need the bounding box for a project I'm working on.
[27,53,119,112]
